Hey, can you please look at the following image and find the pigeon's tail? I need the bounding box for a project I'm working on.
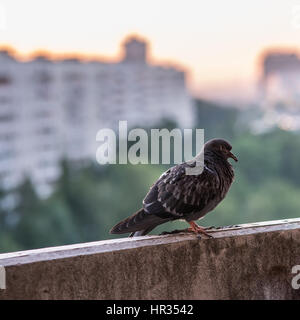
[110,208,166,237]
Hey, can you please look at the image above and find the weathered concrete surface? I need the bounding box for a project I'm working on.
[0,218,300,300]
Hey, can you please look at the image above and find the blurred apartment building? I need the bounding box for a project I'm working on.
[0,36,194,197]
[257,51,300,131]
[260,51,300,110]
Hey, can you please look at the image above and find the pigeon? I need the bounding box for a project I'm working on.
[110,138,238,237]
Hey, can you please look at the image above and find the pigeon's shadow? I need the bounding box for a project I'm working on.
[159,228,191,235]
[159,224,240,236]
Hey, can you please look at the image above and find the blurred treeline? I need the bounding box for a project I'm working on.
[1,99,300,253]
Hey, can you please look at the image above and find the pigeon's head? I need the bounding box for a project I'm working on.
[204,139,238,162]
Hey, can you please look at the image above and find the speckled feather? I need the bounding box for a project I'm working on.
[143,152,234,222]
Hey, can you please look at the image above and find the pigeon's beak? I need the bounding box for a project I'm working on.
[228,151,238,162]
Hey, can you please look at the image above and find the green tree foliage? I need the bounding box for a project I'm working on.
[195,99,238,140]
[0,161,164,252]
[1,100,300,253]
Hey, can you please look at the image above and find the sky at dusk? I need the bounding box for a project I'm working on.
[0,0,300,98]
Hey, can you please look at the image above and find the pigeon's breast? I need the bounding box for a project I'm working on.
[185,162,234,221]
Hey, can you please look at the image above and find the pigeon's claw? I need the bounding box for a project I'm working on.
[188,221,213,238]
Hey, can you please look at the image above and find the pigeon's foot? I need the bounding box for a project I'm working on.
[188,221,213,238]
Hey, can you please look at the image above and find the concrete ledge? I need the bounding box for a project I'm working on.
[1,218,300,299]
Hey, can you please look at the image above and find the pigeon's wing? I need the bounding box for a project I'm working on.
[143,161,221,219]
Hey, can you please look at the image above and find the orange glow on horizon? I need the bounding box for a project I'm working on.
[0,34,188,72]
[0,0,300,98]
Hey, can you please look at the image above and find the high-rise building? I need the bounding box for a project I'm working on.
[255,50,300,132]
[0,36,194,197]
[260,51,300,110]
[123,36,148,64]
